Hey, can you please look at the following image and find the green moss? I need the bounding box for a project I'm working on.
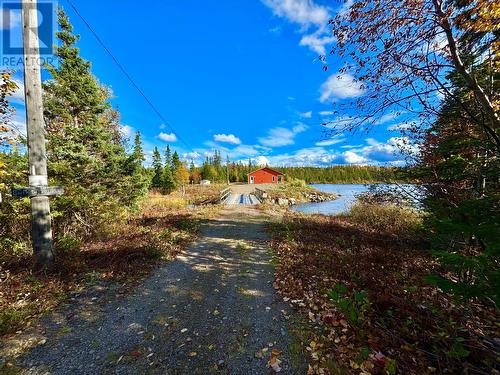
[0,308,33,335]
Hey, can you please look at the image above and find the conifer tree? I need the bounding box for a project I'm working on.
[132,131,145,166]
[161,165,175,193]
[171,151,181,176]
[43,9,148,236]
[165,145,172,169]
[151,147,163,188]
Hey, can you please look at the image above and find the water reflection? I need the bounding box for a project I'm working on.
[291,184,419,215]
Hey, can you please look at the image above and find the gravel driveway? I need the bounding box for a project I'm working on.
[11,207,306,374]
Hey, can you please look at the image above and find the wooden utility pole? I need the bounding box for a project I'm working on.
[22,0,54,267]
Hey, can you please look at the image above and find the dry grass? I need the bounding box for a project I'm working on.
[270,206,497,374]
[348,202,423,237]
[0,192,219,337]
[263,181,332,202]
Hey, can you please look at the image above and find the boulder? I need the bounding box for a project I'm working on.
[277,198,289,206]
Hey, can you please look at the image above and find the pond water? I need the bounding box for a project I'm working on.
[291,184,418,215]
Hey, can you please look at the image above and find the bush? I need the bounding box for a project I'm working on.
[349,203,423,237]
[287,178,307,187]
[55,235,81,256]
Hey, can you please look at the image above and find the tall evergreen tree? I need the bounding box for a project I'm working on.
[132,131,145,166]
[162,165,175,193]
[151,147,163,188]
[165,145,172,169]
[43,9,148,236]
[171,151,181,174]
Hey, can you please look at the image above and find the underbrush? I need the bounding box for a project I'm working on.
[264,181,334,203]
[348,203,423,237]
[270,206,497,374]
[0,192,218,337]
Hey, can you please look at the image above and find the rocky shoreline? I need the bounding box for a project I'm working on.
[256,188,337,206]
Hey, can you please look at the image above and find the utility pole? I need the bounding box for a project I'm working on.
[22,0,54,267]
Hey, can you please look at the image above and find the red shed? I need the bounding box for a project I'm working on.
[248,167,284,184]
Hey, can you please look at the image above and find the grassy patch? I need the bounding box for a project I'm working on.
[348,202,423,237]
[0,192,218,337]
[270,207,497,374]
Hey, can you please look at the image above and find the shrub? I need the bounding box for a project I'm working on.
[348,203,423,237]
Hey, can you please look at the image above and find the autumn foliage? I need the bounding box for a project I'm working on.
[271,210,497,374]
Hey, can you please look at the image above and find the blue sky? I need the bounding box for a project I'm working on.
[3,0,412,166]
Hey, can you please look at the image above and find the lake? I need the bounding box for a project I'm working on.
[291,184,418,215]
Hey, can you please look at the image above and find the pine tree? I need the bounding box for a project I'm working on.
[172,151,181,174]
[132,131,145,166]
[43,9,148,236]
[127,131,150,201]
[151,147,163,188]
[165,145,172,169]
[161,166,174,193]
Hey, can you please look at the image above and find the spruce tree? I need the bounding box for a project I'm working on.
[162,165,175,193]
[165,145,172,169]
[132,131,145,166]
[43,9,148,236]
[151,147,163,188]
[171,151,181,175]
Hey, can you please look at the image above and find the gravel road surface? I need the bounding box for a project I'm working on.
[10,207,306,375]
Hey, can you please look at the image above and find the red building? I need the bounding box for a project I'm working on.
[248,167,284,184]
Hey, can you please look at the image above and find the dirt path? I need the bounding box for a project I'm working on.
[9,207,306,374]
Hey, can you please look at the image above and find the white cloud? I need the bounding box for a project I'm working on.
[7,77,25,104]
[287,96,296,101]
[231,144,260,157]
[299,110,312,118]
[338,0,354,15]
[261,0,330,27]
[266,147,336,166]
[359,137,416,163]
[258,123,308,147]
[183,151,201,160]
[373,111,406,125]
[261,0,334,55]
[2,111,27,139]
[158,132,177,142]
[340,150,368,164]
[315,137,345,147]
[322,115,354,129]
[388,122,413,131]
[262,137,416,167]
[253,156,270,166]
[319,111,334,116]
[319,72,364,103]
[159,124,167,129]
[119,124,135,139]
[292,123,307,133]
[299,32,335,55]
[214,133,241,145]
[0,8,21,30]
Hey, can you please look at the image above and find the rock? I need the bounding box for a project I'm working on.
[277,198,288,206]
[289,198,296,205]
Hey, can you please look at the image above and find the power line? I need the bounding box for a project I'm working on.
[63,0,191,150]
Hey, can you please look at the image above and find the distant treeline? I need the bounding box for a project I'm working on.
[274,166,405,184]
[186,151,405,184]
